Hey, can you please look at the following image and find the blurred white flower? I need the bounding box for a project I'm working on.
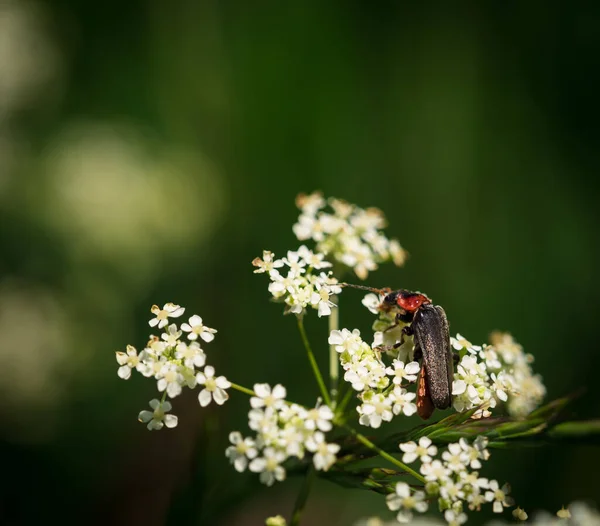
[196,366,231,406]
[305,431,340,471]
[386,482,428,523]
[138,399,178,431]
[225,431,258,472]
[181,315,217,342]
[150,303,185,329]
[249,447,287,486]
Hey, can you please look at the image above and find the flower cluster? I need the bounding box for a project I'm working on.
[358,501,600,526]
[292,192,407,279]
[362,295,546,420]
[329,328,420,428]
[226,384,339,485]
[253,246,342,317]
[388,436,513,525]
[116,303,229,430]
[451,332,545,418]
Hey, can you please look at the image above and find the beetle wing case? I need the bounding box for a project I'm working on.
[412,304,452,409]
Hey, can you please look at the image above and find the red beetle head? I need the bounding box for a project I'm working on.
[383,289,431,313]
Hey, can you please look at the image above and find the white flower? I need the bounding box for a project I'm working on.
[457,438,488,470]
[303,404,334,432]
[440,479,465,503]
[251,383,287,410]
[138,399,178,430]
[116,345,140,379]
[329,328,363,355]
[388,387,417,416]
[420,459,451,483]
[362,293,382,314]
[386,360,420,385]
[278,424,305,458]
[385,482,428,523]
[252,250,284,274]
[295,191,326,216]
[291,193,406,279]
[181,315,217,342]
[444,509,467,526]
[305,431,340,471]
[149,302,185,329]
[281,249,307,276]
[175,341,206,369]
[248,407,278,435]
[310,282,338,317]
[297,245,332,269]
[357,393,393,428]
[161,323,182,347]
[399,437,437,464]
[265,515,287,526]
[485,480,514,513]
[156,363,185,398]
[556,506,571,519]
[513,507,528,521]
[293,213,320,241]
[442,442,468,473]
[225,431,258,472]
[249,447,287,486]
[197,366,231,406]
[451,333,482,353]
[389,239,407,266]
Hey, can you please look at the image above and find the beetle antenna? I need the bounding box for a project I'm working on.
[339,283,388,295]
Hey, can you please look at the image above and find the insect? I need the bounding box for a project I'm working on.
[341,284,453,419]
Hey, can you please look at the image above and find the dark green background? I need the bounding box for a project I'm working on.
[1,1,599,524]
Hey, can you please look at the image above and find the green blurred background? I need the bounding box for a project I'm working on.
[1,1,599,524]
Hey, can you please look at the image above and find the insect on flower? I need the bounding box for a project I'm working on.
[341,283,453,420]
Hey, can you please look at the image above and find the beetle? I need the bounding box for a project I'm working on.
[341,285,453,419]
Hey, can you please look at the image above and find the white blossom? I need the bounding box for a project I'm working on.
[362,293,382,314]
[161,323,182,347]
[138,399,178,430]
[116,345,140,379]
[197,366,231,406]
[251,383,287,410]
[225,431,258,472]
[252,250,284,274]
[156,362,185,398]
[305,431,340,471]
[249,447,287,486]
[181,315,217,342]
[388,387,417,416]
[303,404,334,432]
[485,480,514,513]
[292,192,407,279]
[357,393,393,428]
[386,360,420,385]
[149,302,185,329]
[386,482,428,523]
[399,437,438,464]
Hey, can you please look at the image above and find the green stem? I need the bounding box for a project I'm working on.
[297,317,332,406]
[230,383,256,397]
[335,387,355,419]
[343,425,425,484]
[289,465,316,526]
[329,294,340,405]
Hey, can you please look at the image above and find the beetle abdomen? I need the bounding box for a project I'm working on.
[412,304,452,409]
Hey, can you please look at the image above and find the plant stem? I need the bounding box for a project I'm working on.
[230,383,256,397]
[289,465,316,526]
[335,386,355,420]
[343,425,425,484]
[329,294,340,406]
[297,317,332,406]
